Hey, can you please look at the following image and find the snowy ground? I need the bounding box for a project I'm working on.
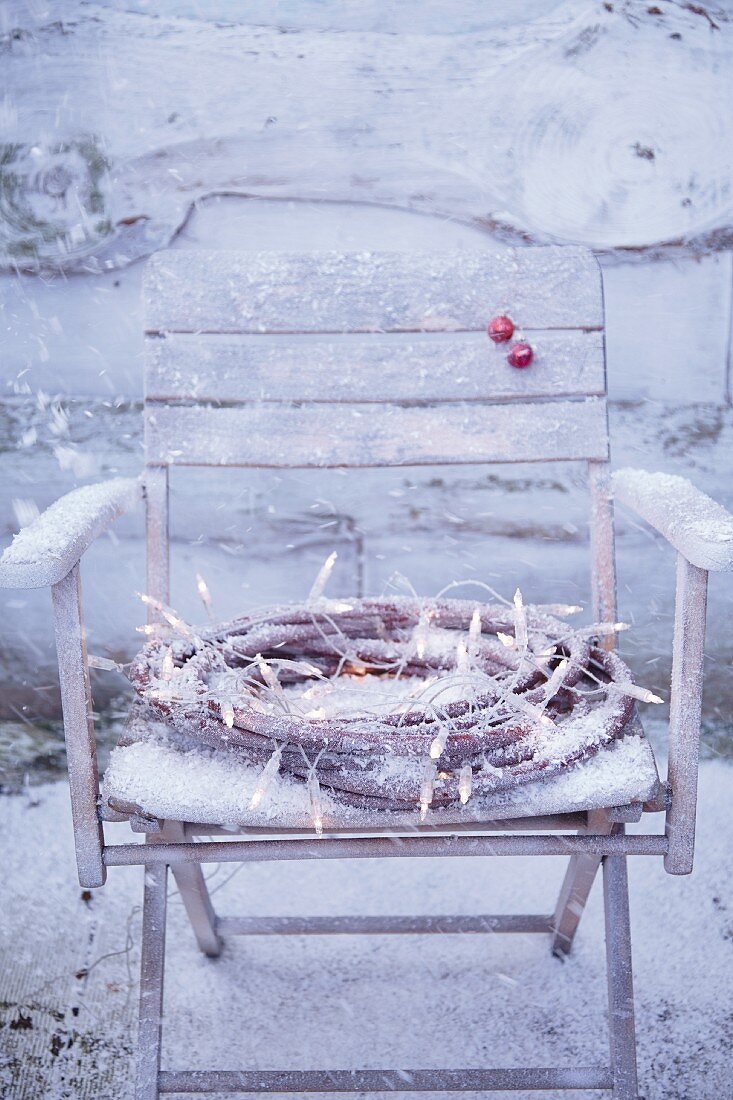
[1,750,732,1100]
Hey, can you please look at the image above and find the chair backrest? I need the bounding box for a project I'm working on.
[142,247,615,623]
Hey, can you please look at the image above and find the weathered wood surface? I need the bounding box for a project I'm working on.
[144,398,609,468]
[665,557,708,875]
[51,565,106,887]
[613,468,733,572]
[589,461,617,631]
[146,330,606,403]
[3,2,732,272]
[144,466,170,616]
[3,219,729,403]
[0,477,141,589]
[136,859,167,1100]
[156,1068,614,1093]
[143,249,603,333]
[602,848,640,1095]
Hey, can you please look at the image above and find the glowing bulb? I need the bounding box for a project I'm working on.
[249,745,283,810]
[412,607,433,660]
[161,648,174,681]
[497,632,514,649]
[458,763,472,805]
[607,682,663,705]
[455,640,469,674]
[513,588,528,650]
[308,770,324,836]
[257,655,278,688]
[632,686,663,704]
[196,572,215,620]
[419,761,437,821]
[543,657,568,704]
[429,728,448,760]
[308,551,338,602]
[468,608,481,651]
[221,700,235,728]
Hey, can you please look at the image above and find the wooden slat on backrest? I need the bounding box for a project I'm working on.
[143,247,607,468]
[145,399,609,468]
[146,331,605,403]
[144,248,603,333]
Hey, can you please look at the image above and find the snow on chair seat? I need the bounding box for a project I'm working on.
[108,593,665,831]
[101,705,661,831]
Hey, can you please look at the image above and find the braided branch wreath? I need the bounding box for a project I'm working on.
[128,595,653,821]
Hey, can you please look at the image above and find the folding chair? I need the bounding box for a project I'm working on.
[2,246,732,1099]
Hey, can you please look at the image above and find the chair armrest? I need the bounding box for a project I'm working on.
[613,467,733,572]
[0,476,142,589]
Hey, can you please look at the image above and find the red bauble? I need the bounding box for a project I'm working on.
[507,342,533,369]
[487,315,514,343]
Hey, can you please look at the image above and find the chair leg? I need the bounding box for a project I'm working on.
[603,849,640,1100]
[163,822,222,958]
[136,862,167,1100]
[551,809,611,956]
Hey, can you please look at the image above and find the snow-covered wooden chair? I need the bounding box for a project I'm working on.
[2,247,732,1100]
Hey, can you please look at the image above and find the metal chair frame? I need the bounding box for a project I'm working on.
[3,245,732,1099]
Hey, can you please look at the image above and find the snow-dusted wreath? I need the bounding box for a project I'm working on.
[128,586,658,825]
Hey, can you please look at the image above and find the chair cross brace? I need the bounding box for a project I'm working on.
[107,831,668,868]
[157,1068,615,1093]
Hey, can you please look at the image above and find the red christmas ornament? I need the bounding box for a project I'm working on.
[507,342,533,369]
[487,315,514,343]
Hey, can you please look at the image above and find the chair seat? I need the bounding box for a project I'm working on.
[100,705,663,831]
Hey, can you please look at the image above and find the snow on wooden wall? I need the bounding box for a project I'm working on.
[1,2,732,724]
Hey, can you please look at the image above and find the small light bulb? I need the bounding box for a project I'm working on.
[468,607,481,651]
[458,763,472,805]
[308,551,338,603]
[161,648,174,681]
[419,761,436,821]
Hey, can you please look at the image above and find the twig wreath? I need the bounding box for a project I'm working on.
[128,566,661,830]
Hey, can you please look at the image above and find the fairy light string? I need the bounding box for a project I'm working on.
[125,562,662,832]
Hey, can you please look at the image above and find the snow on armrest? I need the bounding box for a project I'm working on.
[613,468,733,572]
[0,477,142,589]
